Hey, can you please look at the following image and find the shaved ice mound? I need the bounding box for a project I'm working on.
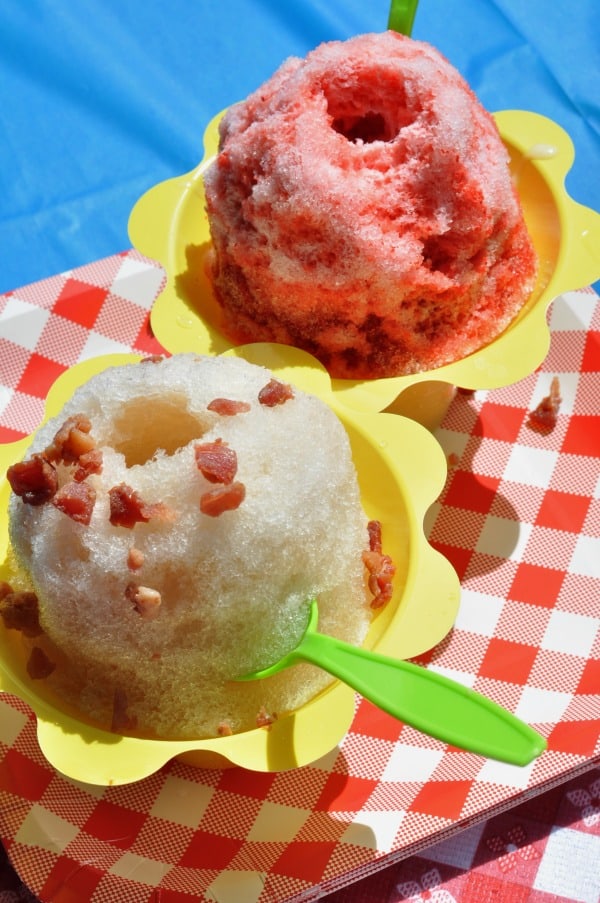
[6,354,376,739]
[204,31,537,379]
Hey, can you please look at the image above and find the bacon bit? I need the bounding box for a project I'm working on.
[108,483,173,528]
[44,414,95,464]
[207,398,251,416]
[26,646,56,680]
[258,379,294,407]
[140,354,165,364]
[73,448,103,482]
[6,454,58,505]
[0,589,42,637]
[111,688,138,733]
[200,482,246,517]
[363,549,396,610]
[367,519,383,554]
[364,520,395,608]
[109,484,148,527]
[527,377,562,433]
[194,439,238,485]
[51,480,96,525]
[217,721,233,737]
[127,547,145,571]
[125,583,162,619]
[255,706,277,729]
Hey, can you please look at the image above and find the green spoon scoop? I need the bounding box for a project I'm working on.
[238,600,546,766]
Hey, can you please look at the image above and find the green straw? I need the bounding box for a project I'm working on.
[387,0,419,35]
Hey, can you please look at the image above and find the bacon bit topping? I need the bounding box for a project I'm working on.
[108,483,173,528]
[127,547,145,571]
[217,721,233,737]
[364,520,395,608]
[51,480,96,525]
[200,482,246,517]
[0,588,42,637]
[207,398,251,416]
[195,439,238,485]
[126,583,161,619]
[73,448,103,482]
[6,454,58,505]
[44,414,95,464]
[111,687,138,733]
[258,378,294,407]
[140,354,165,364]
[367,519,383,554]
[527,376,562,433]
[255,706,277,729]
[109,484,148,527]
[363,549,396,609]
[26,646,56,680]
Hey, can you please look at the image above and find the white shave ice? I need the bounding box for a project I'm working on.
[8,354,371,738]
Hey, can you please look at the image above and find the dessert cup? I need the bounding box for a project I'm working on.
[129,110,600,428]
[0,347,459,785]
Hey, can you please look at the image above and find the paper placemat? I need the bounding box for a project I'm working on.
[1,253,598,902]
[2,767,598,903]
[325,766,600,903]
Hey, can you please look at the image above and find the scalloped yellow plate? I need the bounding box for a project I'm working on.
[129,110,600,419]
[0,347,459,785]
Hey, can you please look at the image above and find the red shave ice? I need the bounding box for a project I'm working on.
[204,32,537,379]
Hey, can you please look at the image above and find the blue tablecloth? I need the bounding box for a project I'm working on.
[1,0,598,295]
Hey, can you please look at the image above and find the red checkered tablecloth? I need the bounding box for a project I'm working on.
[0,252,165,443]
[1,767,598,903]
[0,253,598,902]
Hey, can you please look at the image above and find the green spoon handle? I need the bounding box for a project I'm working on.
[296,632,546,765]
[388,0,419,35]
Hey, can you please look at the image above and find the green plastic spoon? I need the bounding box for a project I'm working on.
[388,0,420,35]
[238,600,546,766]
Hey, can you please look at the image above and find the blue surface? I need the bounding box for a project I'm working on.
[1,0,598,294]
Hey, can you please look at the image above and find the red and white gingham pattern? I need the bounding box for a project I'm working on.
[324,767,600,903]
[2,768,599,903]
[0,251,165,443]
[0,257,598,902]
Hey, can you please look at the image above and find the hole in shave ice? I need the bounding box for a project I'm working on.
[112,394,208,466]
[332,110,389,143]
[326,77,415,144]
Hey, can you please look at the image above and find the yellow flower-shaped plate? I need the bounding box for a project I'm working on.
[129,110,600,420]
[0,346,459,785]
